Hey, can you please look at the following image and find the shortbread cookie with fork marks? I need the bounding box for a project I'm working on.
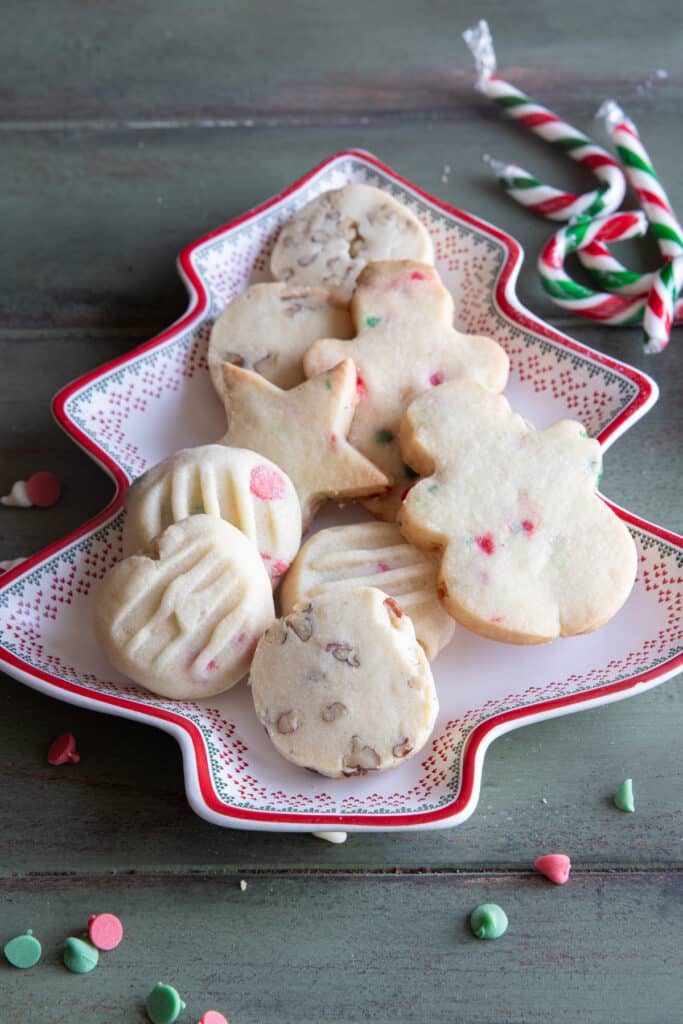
[95,515,275,699]
[250,587,438,778]
[271,185,434,303]
[280,522,454,660]
[207,282,353,398]
[122,445,301,586]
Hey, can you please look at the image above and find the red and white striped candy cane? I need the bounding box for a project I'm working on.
[538,212,654,323]
[463,21,626,221]
[643,255,683,353]
[578,101,683,294]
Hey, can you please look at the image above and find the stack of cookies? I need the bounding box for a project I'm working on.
[94,183,637,780]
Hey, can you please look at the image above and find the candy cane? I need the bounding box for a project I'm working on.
[538,212,654,323]
[643,255,683,353]
[463,21,626,221]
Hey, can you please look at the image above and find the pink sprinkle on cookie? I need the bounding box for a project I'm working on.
[356,372,368,397]
[198,1012,229,1024]
[249,464,286,501]
[535,853,571,885]
[521,519,535,534]
[26,471,61,508]
[88,913,123,951]
[428,371,444,386]
[47,733,80,766]
[475,533,496,556]
[410,271,425,281]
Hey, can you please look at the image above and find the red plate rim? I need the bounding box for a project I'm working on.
[1,149,680,830]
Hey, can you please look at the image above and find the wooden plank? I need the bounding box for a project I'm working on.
[2,0,680,121]
[1,670,681,875]
[1,119,680,329]
[1,872,682,1023]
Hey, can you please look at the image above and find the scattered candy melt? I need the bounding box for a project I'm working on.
[535,853,571,885]
[198,1012,229,1024]
[63,937,99,974]
[614,777,635,813]
[88,913,123,951]
[4,930,42,969]
[1,480,31,508]
[146,983,186,1024]
[47,733,80,766]
[312,831,348,844]
[1,472,61,508]
[27,471,62,507]
[470,903,508,940]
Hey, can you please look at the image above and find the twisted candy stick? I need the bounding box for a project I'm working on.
[588,100,683,351]
[463,21,626,221]
[538,212,657,323]
[643,255,683,352]
[577,101,683,292]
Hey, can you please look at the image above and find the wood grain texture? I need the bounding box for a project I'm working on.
[1,118,680,330]
[1,3,682,1020]
[2,873,682,1023]
[2,0,681,121]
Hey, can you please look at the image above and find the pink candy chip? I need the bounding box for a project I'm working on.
[88,913,123,951]
[47,733,80,766]
[198,1013,229,1024]
[26,471,61,508]
[535,853,571,885]
[249,464,286,501]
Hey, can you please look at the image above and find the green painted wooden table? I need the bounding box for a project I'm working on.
[1,3,681,1021]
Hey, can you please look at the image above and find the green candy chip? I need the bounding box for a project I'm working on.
[146,982,187,1024]
[63,937,99,974]
[4,930,42,969]
[470,903,508,940]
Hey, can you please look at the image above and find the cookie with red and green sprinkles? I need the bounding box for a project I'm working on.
[122,445,301,587]
[303,260,508,520]
[399,380,637,644]
[270,184,434,303]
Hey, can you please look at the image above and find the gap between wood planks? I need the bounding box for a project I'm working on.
[1,867,682,884]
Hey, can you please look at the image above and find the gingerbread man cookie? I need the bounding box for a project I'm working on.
[304,261,509,520]
[221,358,389,530]
[207,282,353,397]
[399,380,637,644]
[270,185,434,302]
[250,587,438,778]
[122,445,301,586]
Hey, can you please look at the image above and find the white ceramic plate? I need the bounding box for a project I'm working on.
[1,150,681,832]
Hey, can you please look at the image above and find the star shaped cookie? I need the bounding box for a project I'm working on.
[221,358,389,529]
[399,380,637,645]
[303,260,509,520]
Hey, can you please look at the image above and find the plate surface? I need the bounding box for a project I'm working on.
[1,150,681,832]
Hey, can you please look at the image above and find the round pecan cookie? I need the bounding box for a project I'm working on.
[250,587,438,778]
[207,282,353,397]
[95,515,275,699]
[270,184,434,303]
